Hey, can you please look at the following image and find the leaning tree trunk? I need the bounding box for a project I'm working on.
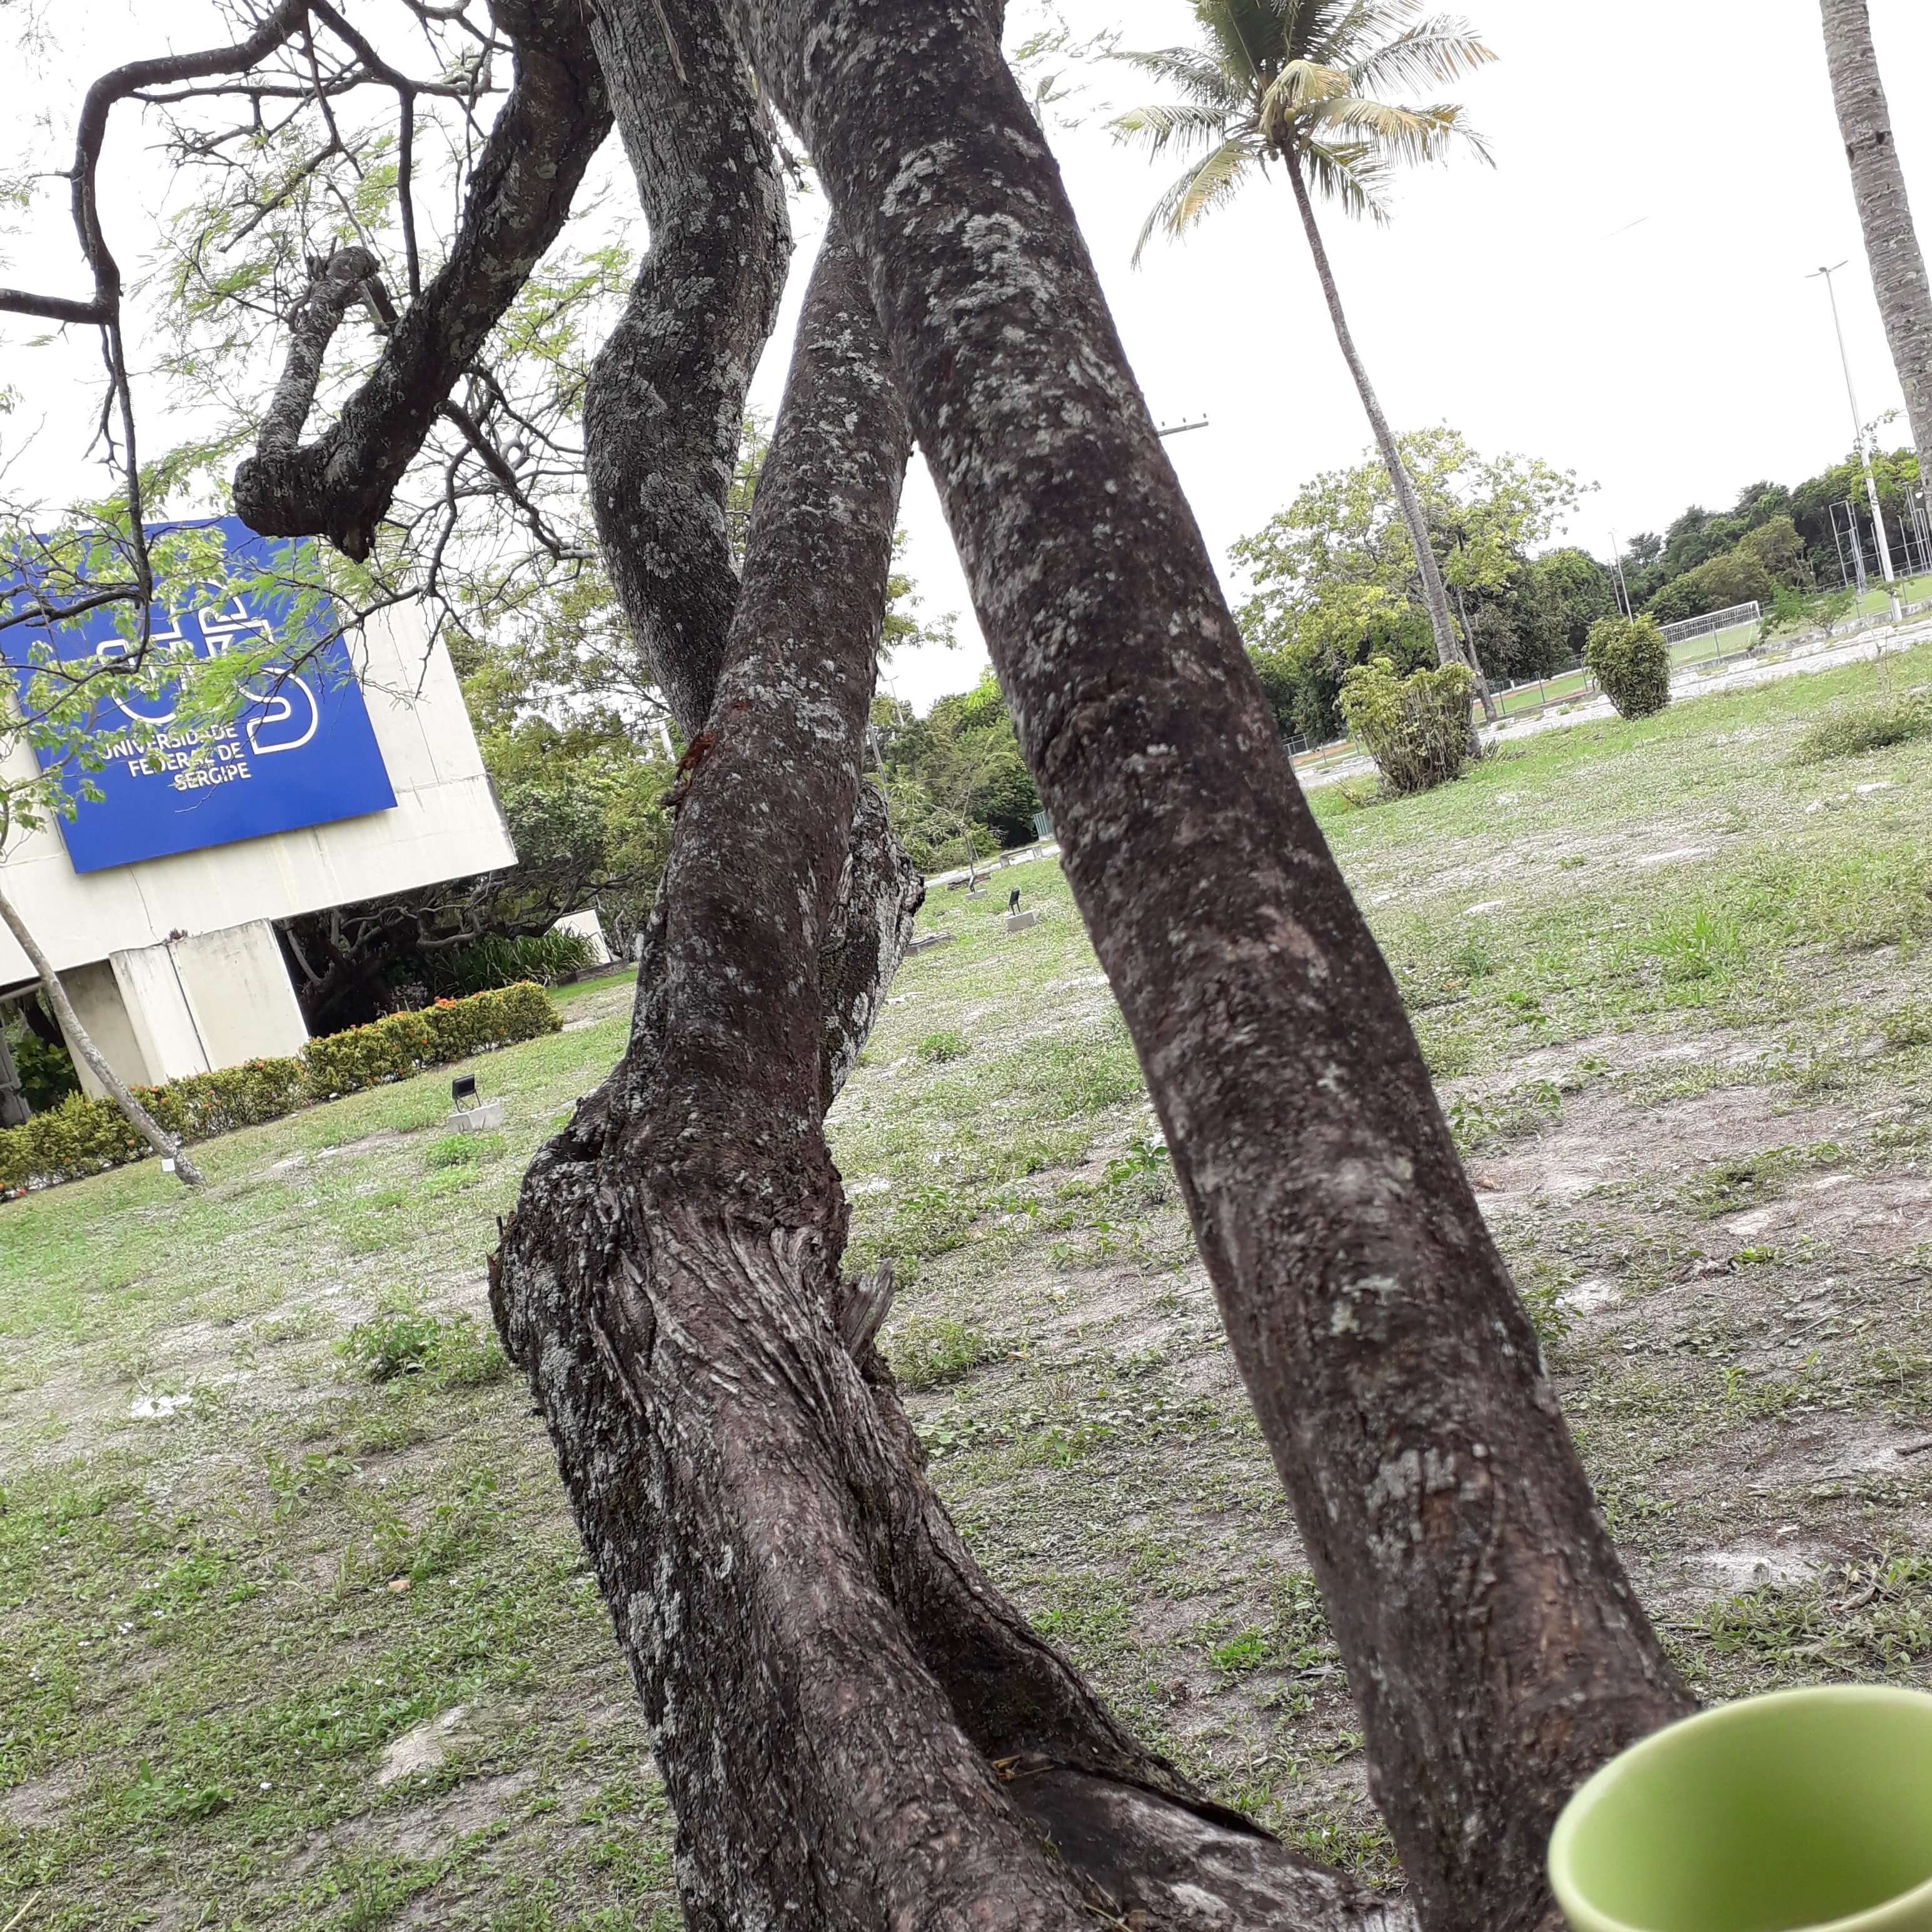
[1284,166,1494,723]
[497,210,1406,1932]
[1821,0,1932,475]
[715,3,1693,1926]
[0,878,203,1186]
[580,0,790,740]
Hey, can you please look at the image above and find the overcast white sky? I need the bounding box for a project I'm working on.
[828,0,1932,707]
[6,0,1929,712]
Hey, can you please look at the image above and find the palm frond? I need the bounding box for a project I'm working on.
[1194,0,1286,89]
[1112,100,1235,159]
[1304,94,1484,169]
[1298,0,1388,66]
[1269,58,1352,111]
[1257,57,1346,146]
[1110,44,1248,109]
[1300,138,1394,224]
[1347,18,1496,93]
[1307,93,1444,140]
[1129,137,1262,264]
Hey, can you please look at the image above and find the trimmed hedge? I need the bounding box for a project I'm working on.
[1584,615,1672,720]
[0,982,559,1192]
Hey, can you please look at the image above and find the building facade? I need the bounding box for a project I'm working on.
[1,520,515,1102]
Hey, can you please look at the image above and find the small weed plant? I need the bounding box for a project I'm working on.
[1795,688,1932,762]
[340,1309,509,1386]
[887,1316,994,1391]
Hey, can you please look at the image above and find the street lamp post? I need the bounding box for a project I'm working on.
[1607,529,1636,621]
[1810,261,1901,620]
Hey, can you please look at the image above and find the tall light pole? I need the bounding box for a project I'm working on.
[1810,261,1901,620]
[1607,530,1636,621]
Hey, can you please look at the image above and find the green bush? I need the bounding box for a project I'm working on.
[1583,615,1671,719]
[421,929,596,998]
[3,1015,79,1111]
[1337,655,1475,796]
[1794,689,1932,762]
[0,983,560,1192]
[301,982,557,1099]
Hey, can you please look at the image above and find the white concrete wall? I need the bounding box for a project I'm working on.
[0,600,515,983]
[552,910,613,966]
[56,919,312,1095]
[110,943,211,1087]
[173,920,309,1072]
[63,959,158,1095]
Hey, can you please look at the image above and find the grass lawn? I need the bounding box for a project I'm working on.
[4,643,1931,1926]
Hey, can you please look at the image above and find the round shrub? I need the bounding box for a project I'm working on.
[1337,655,1476,797]
[1583,615,1671,719]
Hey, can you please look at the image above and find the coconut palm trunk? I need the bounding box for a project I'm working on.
[0,878,204,1186]
[1286,163,1494,720]
[1821,0,1932,471]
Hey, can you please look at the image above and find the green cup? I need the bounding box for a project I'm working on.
[1549,1686,1932,1932]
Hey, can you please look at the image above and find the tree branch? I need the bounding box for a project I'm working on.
[233,0,611,558]
[256,244,380,455]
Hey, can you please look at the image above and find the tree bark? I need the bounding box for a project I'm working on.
[712,4,1692,1926]
[1821,0,1932,471]
[580,0,790,740]
[1284,166,1492,720]
[499,212,1404,1931]
[0,879,203,1186]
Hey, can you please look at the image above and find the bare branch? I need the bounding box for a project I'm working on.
[233,0,611,559]
[256,244,379,455]
[0,288,108,326]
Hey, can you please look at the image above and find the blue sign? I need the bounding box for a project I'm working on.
[1,516,395,873]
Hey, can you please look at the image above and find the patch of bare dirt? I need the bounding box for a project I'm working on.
[2,1766,81,1829]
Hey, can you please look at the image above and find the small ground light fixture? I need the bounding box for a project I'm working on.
[451,1074,479,1110]
[1009,887,1022,913]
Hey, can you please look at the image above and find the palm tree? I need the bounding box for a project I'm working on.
[1819,0,1932,473]
[1116,0,1494,685]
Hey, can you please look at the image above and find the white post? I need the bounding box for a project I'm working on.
[1814,262,1903,619]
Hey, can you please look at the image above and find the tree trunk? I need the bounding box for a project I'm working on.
[498,209,1404,1932]
[580,0,790,740]
[0,879,203,1186]
[1821,0,1932,473]
[716,4,1693,1926]
[1284,166,1492,720]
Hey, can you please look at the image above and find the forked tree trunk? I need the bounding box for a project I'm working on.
[715,3,1693,1926]
[0,878,203,1186]
[1284,166,1494,723]
[1821,0,1932,470]
[496,216,1404,1932]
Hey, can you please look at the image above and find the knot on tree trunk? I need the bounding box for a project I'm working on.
[835,1255,895,1360]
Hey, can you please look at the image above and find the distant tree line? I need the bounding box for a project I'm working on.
[1235,426,1926,746]
[1618,446,1924,624]
[1234,425,1619,743]
[871,670,1042,871]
